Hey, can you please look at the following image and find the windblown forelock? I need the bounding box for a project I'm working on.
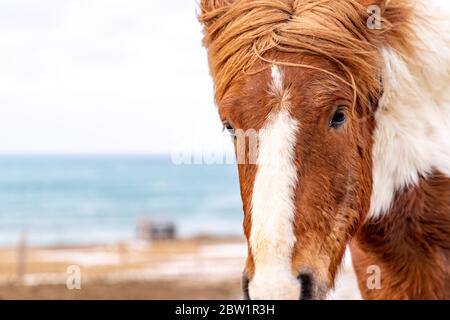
[199,0,386,106]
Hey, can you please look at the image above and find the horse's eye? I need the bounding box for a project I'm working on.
[329,109,346,129]
[223,120,234,135]
[222,120,236,137]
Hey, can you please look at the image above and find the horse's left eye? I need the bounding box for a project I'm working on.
[222,120,235,137]
[329,109,346,129]
[223,120,236,142]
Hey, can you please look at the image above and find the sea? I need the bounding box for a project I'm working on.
[0,156,243,247]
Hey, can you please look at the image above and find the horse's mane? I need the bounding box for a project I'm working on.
[199,0,415,107]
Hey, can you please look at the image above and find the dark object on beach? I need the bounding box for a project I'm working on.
[136,219,176,241]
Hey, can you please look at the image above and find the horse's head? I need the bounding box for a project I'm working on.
[199,0,411,299]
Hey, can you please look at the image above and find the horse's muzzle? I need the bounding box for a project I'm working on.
[242,271,326,300]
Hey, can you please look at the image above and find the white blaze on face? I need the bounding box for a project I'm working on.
[249,65,300,300]
[271,64,284,95]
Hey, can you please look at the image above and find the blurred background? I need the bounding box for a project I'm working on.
[0,0,359,299]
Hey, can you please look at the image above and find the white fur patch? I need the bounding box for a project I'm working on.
[270,65,284,95]
[369,0,450,219]
[249,109,300,300]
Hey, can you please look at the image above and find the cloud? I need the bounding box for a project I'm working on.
[0,0,230,154]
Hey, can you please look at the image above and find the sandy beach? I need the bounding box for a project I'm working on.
[0,236,361,300]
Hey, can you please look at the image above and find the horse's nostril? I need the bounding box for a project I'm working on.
[298,273,314,300]
[242,273,250,300]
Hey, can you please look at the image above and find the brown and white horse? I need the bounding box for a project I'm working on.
[199,0,450,299]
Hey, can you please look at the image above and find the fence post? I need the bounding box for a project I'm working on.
[16,227,28,284]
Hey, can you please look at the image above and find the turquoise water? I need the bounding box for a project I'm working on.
[0,156,242,246]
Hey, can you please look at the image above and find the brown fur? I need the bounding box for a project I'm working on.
[200,0,416,104]
[352,172,450,299]
[199,0,449,299]
[219,50,376,297]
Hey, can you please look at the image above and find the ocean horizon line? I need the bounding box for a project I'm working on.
[0,154,242,246]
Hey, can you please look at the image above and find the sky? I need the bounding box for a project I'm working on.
[0,0,231,155]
